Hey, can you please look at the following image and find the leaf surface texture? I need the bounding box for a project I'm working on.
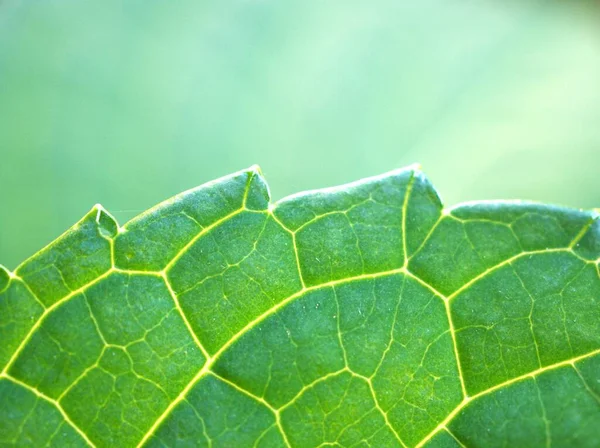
[1,166,599,447]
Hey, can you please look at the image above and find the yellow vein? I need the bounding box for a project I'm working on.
[278,369,348,412]
[212,269,404,363]
[573,365,600,405]
[12,206,105,274]
[415,347,600,447]
[209,372,277,414]
[275,412,292,448]
[333,288,349,368]
[138,245,588,445]
[512,267,543,368]
[8,204,594,447]
[569,214,598,249]
[242,169,255,207]
[137,269,409,446]
[350,371,408,448]
[446,428,467,448]
[269,210,307,289]
[162,273,210,360]
[57,347,108,402]
[408,215,443,262]
[402,270,468,398]
[1,373,95,447]
[447,248,580,301]
[138,363,210,447]
[211,372,292,447]
[11,275,46,310]
[178,402,211,448]
[1,269,114,375]
[3,265,173,377]
[281,199,370,235]
[370,276,405,380]
[401,170,416,267]
[534,377,551,448]
[162,208,244,272]
[444,299,468,399]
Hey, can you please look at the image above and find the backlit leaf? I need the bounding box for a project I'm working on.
[1,166,598,447]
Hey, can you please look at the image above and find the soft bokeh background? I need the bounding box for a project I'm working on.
[1,0,599,269]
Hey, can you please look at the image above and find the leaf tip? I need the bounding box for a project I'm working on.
[0,265,11,293]
[248,164,263,176]
[244,165,271,210]
[92,204,120,238]
[406,162,423,173]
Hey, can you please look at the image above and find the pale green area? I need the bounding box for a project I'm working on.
[0,166,598,447]
[1,0,600,268]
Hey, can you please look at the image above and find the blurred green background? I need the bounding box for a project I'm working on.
[1,0,599,269]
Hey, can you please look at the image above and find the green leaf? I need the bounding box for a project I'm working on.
[1,165,599,447]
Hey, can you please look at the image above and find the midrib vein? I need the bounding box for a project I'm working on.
[137,246,593,446]
[136,268,407,446]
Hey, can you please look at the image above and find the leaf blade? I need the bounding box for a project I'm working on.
[1,165,598,447]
